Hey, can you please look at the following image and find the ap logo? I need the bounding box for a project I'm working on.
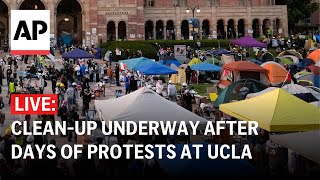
[10,10,50,55]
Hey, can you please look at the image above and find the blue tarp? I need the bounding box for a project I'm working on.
[211,49,231,55]
[62,48,93,59]
[120,57,155,70]
[152,143,257,176]
[159,59,181,67]
[297,59,316,69]
[134,62,178,75]
[95,48,103,59]
[190,62,222,72]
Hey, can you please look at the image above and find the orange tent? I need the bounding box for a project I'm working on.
[219,61,269,89]
[307,49,320,63]
[261,61,289,85]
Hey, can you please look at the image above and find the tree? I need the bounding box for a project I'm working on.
[276,0,319,31]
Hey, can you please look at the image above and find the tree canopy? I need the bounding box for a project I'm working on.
[276,0,319,29]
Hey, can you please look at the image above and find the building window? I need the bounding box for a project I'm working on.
[206,0,212,6]
[145,0,154,7]
[239,0,244,6]
[180,0,186,6]
[214,0,220,6]
[173,0,178,6]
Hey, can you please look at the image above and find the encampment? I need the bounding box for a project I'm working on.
[218,61,269,89]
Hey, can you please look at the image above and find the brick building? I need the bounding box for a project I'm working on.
[0,0,288,48]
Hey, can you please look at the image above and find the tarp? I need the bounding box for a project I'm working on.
[95,87,207,125]
[188,58,202,66]
[316,35,320,41]
[270,131,320,164]
[190,62,222,72]
[230,35,267,48]
[211,49,230,55]
[261,61,289,85]
[62,48,93,59]
[119,57,154,70]
[152,143,257,176]
[134,62,178,75]
[297,74,320,88]
[278,49,303,59]
[159,59,181,67]
[214,79,268,108]
[307,49,320,63]
[219,89,320,132]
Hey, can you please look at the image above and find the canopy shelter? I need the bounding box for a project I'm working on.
[219,89,320,132]
[261,52,274,62]
[188,58,202,66]
[261,61,289,85]
[159,59,181,67]
[152,143,257,176]
[218,61,269,89]
[190,62,222,72]
[307,49,320,63]
[134,62,178,75]
[119,57,155,70]
[230,35,267,48]
[270,131,320,164]
[278,49,303,59]
[275,57,293,66]
[213,79,268,108]
[95,87,207,125]
[62,48,93,59]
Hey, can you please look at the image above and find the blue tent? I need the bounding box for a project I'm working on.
[297,59,316,70]
[62,48,93,59]
[211,49,231,55]
[249,59,263,65]
[120,57,155,70]
[190,62,222,72]
[159,59,181,67]
[134,62,178,75]
[94,48,103,59]
[316,35,320,42]
[152,143,257,176]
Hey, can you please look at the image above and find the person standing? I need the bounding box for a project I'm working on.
[82,88,91,116]
[57,100,68,137]
[39,75,45,94]
[8,78,15,105]
[185,66,192,84]
[115,63,120,86]
[6,65,12,85]
[51,72,57,94]
[68,105,79,142]
[124,73,130,94]
[107,66,113,86]
[66,84,75,110]
[167,80,177,102]
[183,90,193,112]
[156,80,164,96]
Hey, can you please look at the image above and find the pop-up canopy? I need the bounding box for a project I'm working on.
[230,35,267,48]
[220,89,320,132]
[62,48,93,59]
[191,62,222,72]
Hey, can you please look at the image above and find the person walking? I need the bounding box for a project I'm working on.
[167,80,177,102]
[185,66,192,84]
[66,84,75,110]
[115,63,120,86]
[107,66,113,86]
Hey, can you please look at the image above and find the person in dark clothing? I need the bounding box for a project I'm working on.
[183,90,193,112]
[0,65,3,86]
[115,63,120,86]
[68,105,79,142]
[51,73,57,94]
[24,55,29,64]
[129,75,137,92]
[82,88,91,116]
[29,63,37,74]
[185,66,192,84]
[6,66,12,85]
[57,101,68,137]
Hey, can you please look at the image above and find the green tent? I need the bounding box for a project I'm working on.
[205,57,220,65]
[213,79,268,108]
[276,57,292,66]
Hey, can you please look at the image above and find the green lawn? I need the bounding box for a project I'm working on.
[176,83,219,96]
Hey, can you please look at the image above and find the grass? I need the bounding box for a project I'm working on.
[176,83,218,97]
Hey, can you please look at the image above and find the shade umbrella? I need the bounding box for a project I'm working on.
[220,89,320,132]
[62,48,93,59]
[134,62,178,75]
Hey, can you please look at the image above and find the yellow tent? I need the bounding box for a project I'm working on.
[170,68,186,84]
[219,89,320,132]
[188,58,202,66]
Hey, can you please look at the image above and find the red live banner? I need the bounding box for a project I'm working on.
[11,94,58,115]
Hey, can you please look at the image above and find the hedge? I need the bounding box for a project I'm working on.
[99,38,266,61]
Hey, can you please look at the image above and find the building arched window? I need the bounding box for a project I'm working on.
[180,0,186,6]
[145,0,154,7]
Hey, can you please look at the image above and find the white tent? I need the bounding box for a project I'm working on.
[270,131,320,164]
[94,87,208,127]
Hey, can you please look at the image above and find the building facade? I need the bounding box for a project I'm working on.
[0,0,288,48]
